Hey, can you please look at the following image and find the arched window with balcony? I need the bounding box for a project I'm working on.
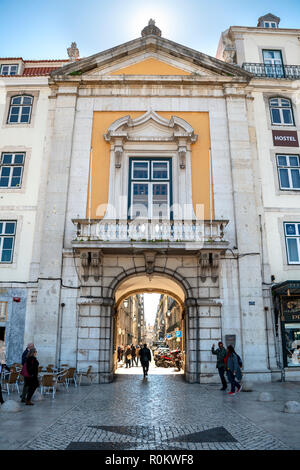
[7,95,33,124]
[269,97,294,126]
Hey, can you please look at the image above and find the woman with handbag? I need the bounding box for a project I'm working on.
[224,345,242,396]
[22,348,39,405]
[125,345,132,368]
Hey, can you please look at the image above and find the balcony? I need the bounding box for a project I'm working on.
[242,63,300,79]
[72,218,229,251]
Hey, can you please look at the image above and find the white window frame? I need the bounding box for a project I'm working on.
[284,222,300,264]
[151,160,170,180]
[131,160,150,180]
[277,154,300,190]
[0,64,18,75]
[269,98,294,126]
[7,95,33,124]
[0,221,16,264]
[264,21,277,28]
[130,181,170,219]
[0,153,25,188]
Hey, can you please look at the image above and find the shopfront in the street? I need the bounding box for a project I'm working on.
[273,281,300,368]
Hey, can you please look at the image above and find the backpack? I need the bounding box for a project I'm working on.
[236,354,243,368]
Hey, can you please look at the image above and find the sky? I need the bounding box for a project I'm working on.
[1,0,300,60]
[143,293,160,326]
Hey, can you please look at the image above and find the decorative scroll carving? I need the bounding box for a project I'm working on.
[80,250,102,282]
[144,251,157,276]
[114,145,123,168]
[211,253,220,283]
[178,146,186,169]
[199,251,220,283]
[80,252,89,282]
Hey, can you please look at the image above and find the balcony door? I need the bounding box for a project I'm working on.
[262,50,284,78]
[129,158,172,219]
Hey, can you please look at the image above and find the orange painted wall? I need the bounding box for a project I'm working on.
[110,58,191,75]
[87,111,213,220]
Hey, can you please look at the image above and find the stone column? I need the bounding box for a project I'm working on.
[34,86,78,365]
[77,297,114,383]
[185,298,198,383]
[224,87,269,378]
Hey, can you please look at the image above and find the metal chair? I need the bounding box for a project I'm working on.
[2,371,20,395]
[66,367,77,387]
[78,366,95,385]
[46,364,55,373]
[40,374,56,399]
[56,370,69,390]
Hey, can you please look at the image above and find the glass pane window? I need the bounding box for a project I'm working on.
[1,64,18,75]
[277,155,300,190]
[284,323,300,367]
[132,161,149,180]
[7,95,33,124]
[0,153,25,188]
[285,222,300,264]
[269,98,294,125]
[129,159,171,219]
[263,50,284,78]
[152,161,169,179]
[0,221,16,263]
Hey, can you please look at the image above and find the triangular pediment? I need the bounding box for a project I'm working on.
[51,34,251,80]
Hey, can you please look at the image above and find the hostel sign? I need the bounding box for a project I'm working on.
[272,130,299,147]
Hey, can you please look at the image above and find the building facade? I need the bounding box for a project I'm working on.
[1,15,299,383]
[217,12,300,379]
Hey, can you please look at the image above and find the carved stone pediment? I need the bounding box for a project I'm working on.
[104,109,198,144]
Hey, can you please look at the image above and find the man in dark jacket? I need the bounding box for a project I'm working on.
[212,342,227,390]
[21,342,34,402]
[139,343,152,378]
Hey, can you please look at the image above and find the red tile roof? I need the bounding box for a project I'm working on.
[23,66,61,76]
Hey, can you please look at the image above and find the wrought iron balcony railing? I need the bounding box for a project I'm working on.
[242,63,300,79]
[72,218,228,245]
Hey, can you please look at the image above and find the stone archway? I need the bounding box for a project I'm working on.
[75,251,222,384]
[109,269,196,382]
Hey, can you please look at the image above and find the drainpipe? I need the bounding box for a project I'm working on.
[57,302,65,369]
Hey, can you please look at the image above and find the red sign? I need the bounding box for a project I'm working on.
[272,130,299,147]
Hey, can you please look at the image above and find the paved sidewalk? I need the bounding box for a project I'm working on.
[1,370,300,450]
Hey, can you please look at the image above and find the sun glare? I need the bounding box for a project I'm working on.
[127,4,175,38]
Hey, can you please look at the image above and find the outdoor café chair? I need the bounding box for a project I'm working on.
[66,367,77,387]
[2,371,20,395]
[40,374,56,399]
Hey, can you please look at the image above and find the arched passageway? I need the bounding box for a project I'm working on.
[112,272,189,379]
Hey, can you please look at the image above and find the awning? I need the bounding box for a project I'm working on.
[272,280,300,296]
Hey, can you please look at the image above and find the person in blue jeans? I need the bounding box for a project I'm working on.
[224,345,242,396]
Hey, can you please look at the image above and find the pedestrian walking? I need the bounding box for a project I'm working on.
[0,363,5,405]
[20,342,34,403]
[22,348,39,405]
[136,345,140,366]
[117,346,122,362]
[131,344,137,366]
[224,345,242,396]
[211,341,227,390]
[125,345,132,368]
[139,343,152,378]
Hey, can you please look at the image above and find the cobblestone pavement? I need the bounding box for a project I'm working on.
[17,371,295,451]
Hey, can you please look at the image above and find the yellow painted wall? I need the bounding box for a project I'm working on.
[111,58,191,75]
[88,111,213,220]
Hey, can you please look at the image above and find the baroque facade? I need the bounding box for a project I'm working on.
[1,15,300,383]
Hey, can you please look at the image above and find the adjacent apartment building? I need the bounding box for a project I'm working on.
[0,14,299,382]
[217,12,300,379]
